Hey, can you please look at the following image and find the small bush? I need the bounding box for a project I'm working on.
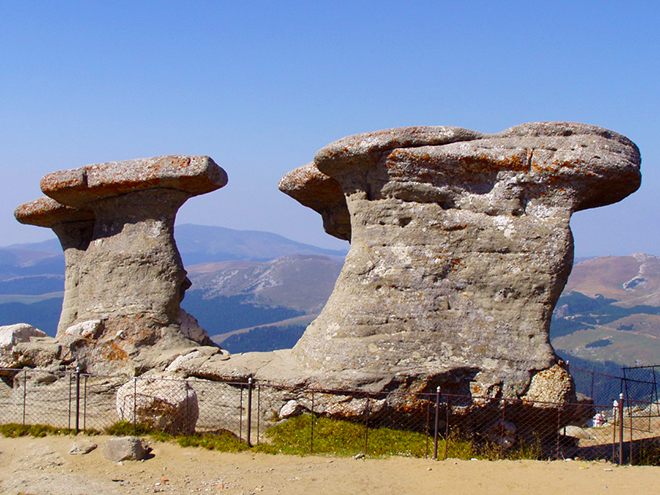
[634,439,660,466]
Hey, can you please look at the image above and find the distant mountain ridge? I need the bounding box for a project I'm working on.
[186,254,343,313]
[174,224,346,265]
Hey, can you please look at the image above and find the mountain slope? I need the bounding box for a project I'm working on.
[186,254,343,313]
[552,255,660,366]
[564,253,660,307]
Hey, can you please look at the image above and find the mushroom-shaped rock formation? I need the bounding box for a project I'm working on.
[283,122,641,398]
[14,197,95,337]
[38,155,228,373]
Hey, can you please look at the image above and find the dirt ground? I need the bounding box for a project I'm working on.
[1,435,660,495]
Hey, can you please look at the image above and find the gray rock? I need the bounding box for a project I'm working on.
[69,439,98,455]
[0,324,56,368]
[101,436,150,462]
[116,373,199,435]
[282,122,641,399]
[64,320,103,339]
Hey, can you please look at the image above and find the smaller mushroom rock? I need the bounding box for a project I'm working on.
[38,155,227,373]
[14,197,95,336]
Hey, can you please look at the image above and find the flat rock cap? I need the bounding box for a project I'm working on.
[41,155,228,207]
[311,122,641,211]
[14,196,94,228]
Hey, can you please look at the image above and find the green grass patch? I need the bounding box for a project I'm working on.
[1,417,543,461]
[253,415,544,460]
[174,430,250,452]
[104,421,249,452]
[0,423,74,437]
[253,414,433,457]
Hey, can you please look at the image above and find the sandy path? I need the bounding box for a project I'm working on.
[1,435,659,495]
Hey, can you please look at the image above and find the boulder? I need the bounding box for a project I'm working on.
[0,323,56,368]
[280,122,641,399]
[116,373,199,435]
[101,436,150,462]
[0,323,47,349]
[69,439,98,455]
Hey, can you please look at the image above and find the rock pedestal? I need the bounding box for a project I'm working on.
[281,122,641,398]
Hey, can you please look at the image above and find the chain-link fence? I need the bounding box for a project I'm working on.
[2,367,660,465]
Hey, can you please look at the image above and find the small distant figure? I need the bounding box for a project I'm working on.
[593,411,606,427]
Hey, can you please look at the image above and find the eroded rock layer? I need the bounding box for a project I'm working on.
[283,122,641,398]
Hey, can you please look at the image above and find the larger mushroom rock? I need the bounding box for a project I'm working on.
[286,122,641,398]
[14,197,95,337]
[40,155,227,370]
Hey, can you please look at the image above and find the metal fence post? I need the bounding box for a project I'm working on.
[499,400,507,460]
[22,369,27,426]
[364,396,371,456]
[310,391,315,454]
[256,384,261,445]
[133,377,137,433]
[246,377,253,447]
[68,372,73,430]
[556,404,563,459]
[618,393,625,465]
[75,366,81,434]
[83,374,88,432]
[433,386,441,460]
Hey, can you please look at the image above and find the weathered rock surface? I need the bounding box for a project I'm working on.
[276,122,641,399]
[116,374,199,435]
[14,197,95,337]
[0,323,59,368]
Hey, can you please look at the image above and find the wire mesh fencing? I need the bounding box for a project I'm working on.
[2,367,660,465]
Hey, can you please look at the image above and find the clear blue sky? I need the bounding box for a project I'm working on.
[1,1,658,257]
